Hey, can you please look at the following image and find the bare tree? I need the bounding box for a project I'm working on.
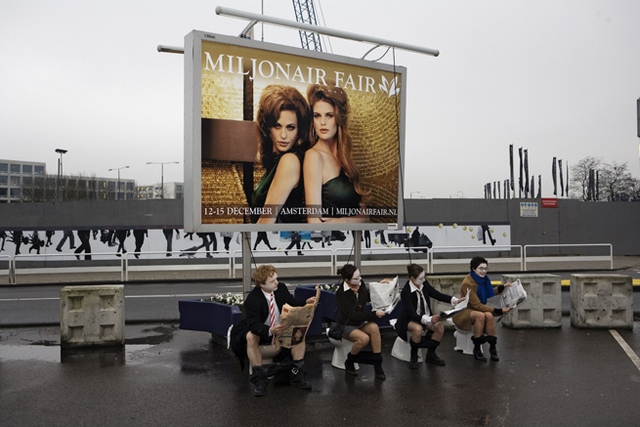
[570,156,602,201]
[600,161,636,201]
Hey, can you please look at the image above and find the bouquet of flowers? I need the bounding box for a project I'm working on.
[200,292,244,307]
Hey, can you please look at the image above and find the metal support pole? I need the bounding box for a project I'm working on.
[353,230,362,270]
[242,231,252,296]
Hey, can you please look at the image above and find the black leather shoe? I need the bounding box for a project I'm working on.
[425,351,446,366]
[253,382,267,397]
[489,348,499,361]
[409,352,419,369]
[473,347,487,362]
[374,365,386,380]
[345,359,358,376]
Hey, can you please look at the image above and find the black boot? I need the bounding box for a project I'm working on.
[352,352,385,379]
[345,352,358,376]
[424,338,446,366]
[290,360,312,390]
[486,336,499,361]
[471,336,487,362]
[409,340,420,369]
[370,353,386,380]
[250,365,271,397]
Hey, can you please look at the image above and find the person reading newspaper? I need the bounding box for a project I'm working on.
[396,263,465,369]
[452,257,511,362]
[335,264,389,380]
[230,265,317,397]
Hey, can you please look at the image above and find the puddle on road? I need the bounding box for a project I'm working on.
[0,344,154,363]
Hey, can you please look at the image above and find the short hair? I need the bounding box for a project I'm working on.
[338,263,358,281]
[407,263,425,279]
[470,256,488,271]
[252,265,277,287]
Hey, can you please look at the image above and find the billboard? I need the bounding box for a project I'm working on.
[184,31,406,232]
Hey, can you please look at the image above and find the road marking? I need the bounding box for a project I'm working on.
[609,329,640,372]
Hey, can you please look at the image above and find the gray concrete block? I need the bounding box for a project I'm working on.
[570,274,633,329]
[428,275,467,329]
[60,285,125,348]
[501,274,562,328]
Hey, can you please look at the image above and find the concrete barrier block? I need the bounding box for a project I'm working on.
[570,274,633,329]
[427,275,467,329]
[501,274,562,328]
[60,285,125,348]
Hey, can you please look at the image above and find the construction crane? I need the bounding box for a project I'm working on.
[291,0,323,52]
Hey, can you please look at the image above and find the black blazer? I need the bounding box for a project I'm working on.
[335,281,377,326]
[396,280,452,341]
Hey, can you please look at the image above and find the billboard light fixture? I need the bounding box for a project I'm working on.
[215,6,439,57]
[158,7,440,58]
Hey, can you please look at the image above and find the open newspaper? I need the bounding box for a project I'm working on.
[499,278,527,309]
[276,286,321,348]
[438,295,469,320]
[369,276,401,314]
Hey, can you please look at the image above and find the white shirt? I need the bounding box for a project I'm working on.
[409,281,433,325]
[262,289,280,335]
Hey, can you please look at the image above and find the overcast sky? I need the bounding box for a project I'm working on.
[1,0,639,199]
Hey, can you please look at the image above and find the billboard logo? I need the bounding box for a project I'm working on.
[379,75,400,97]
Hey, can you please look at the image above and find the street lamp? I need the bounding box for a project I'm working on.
[55,148,67,201]
[146,161,179,199]
[108,166,129,200]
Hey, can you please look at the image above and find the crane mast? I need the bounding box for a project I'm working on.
[291,0,323,52]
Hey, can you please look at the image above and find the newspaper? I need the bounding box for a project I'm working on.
[499,278,527,309]
[369,276,401,314]
[276,286,321,348]
[438,295,469,320]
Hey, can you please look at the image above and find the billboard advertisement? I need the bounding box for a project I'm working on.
[184,31,406,232]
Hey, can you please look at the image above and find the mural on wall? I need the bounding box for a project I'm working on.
[0,224,511,261]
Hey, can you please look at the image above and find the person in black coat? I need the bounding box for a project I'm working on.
[231,265,316,397]
[396,263,463,368]
[335,264,388,380]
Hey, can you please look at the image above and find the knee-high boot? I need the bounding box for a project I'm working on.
[471,336,487,362]
[345,352,359,376]
[290,360,312,389]
[354,351,386,380]
[249,365,272,397]
[486,335,499,361]
[409,339,420,369]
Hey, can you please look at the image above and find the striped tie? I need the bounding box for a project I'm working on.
[269,294,276,343]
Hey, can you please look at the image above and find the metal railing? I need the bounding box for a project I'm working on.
[3,243,614,285]
[523,243,613,270]
[427,245,523,273]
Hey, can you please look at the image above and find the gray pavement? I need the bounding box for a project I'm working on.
[2,258,640,426]
[1,318,640,427]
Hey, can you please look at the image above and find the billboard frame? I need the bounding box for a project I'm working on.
[184,30,407,233]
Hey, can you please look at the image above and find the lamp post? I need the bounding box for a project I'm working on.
[55,148,67,201]
[146,161,179,199]
[108,166,129,200]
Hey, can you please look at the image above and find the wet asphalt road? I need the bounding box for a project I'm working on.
[1,317,640,427]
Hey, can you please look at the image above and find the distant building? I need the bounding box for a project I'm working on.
[1,158,136,202]
[136,182,184,199]
[0,159,46,203]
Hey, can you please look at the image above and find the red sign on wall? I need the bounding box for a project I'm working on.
[541,198,558,208]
